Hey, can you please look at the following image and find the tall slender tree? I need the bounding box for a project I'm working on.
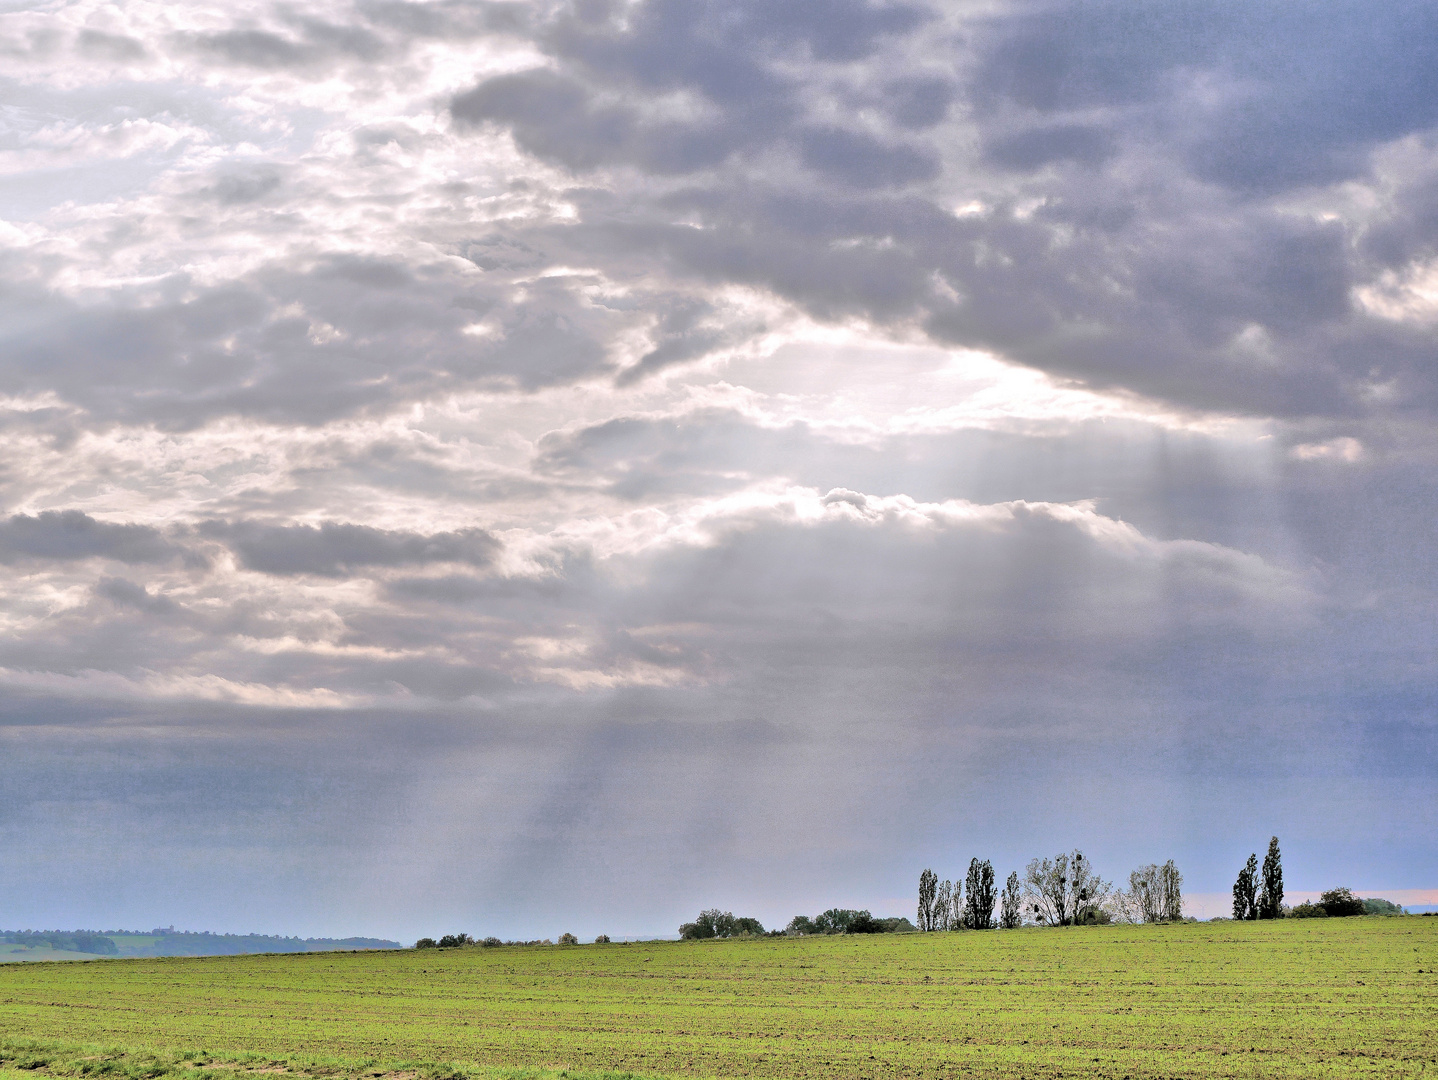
[1258,836,1283,919]
[1232,853,1258,920]
[1130,864,1161,923]
[1159,859,1183,922]
[964,859,997,929]
[935,879,954,931]
[1000,871,1023,929]
[918,869,937,932]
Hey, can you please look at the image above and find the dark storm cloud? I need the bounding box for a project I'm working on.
[794,125,940,189]
[8,0,1433,423]
[444,0,1438,420]
[201,520,500,577]
[963,0,1438,196]
[543,169,1389,419]
[452,0,935,186]
[871,75,957,130]
[983,122,1116,171]
[0,511,183,565]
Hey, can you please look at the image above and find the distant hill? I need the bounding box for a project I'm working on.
[1,929,401,960]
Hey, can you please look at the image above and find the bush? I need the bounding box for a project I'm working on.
[814,909,870,934]
[480,937,502,947]
[558,932,578,945]
[1318,888,1367,918]
[679,910,766,939]
[1362,897,1404,916]
[70,933,119,955]
[594,934,610,944]
[1288,901,1326,918]
[787,911,912,935]
[436,934,472,948]
[414,938,438,949]
[877,917,917,933]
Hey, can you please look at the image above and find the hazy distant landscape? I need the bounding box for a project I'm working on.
[0,930,401,962]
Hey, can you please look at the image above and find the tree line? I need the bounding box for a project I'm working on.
[1225,837,1400,919]
[1289,891,1404,918]
[411,835,1411,949]
[1,930,119,954]
[416,932,615,948]
[679,908,916,939]
[918,852,1185,929]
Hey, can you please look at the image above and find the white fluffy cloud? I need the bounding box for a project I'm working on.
[0,0,1435,938]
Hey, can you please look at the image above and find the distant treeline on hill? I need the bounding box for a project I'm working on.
[685,908,916,938]
[2,931,119,955]
[1,929,402,957]
[412,908,918,950]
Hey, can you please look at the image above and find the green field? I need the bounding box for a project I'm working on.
[2,919,1435,1079]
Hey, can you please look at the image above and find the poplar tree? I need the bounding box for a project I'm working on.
[1000,871,1023,928]
[1232,853,1258,920]
[918,869,937,932]
[964,858,997,929]
[935,879,954,931]
[1258,836,1283,919]
[1159,859,1183,922]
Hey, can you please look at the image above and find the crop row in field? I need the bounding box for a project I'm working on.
[1,918,1435,1079]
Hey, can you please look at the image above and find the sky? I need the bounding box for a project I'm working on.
[1,0,1436,942]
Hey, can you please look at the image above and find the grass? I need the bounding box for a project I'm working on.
[0,1044,651,1080]
[1,918,1435,1079]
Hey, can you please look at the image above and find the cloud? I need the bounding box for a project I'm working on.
[202,520,500,577]
[0,0,1436,938]
[450,0,1438,422]
[966,0,1438,188]
[983,123,1116,171]
[75,29,148,63]
[94,575,184,616]
[0,511,183,565]
[0,253,630,424]
[451,0,937,187]
[176,16,387,71]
